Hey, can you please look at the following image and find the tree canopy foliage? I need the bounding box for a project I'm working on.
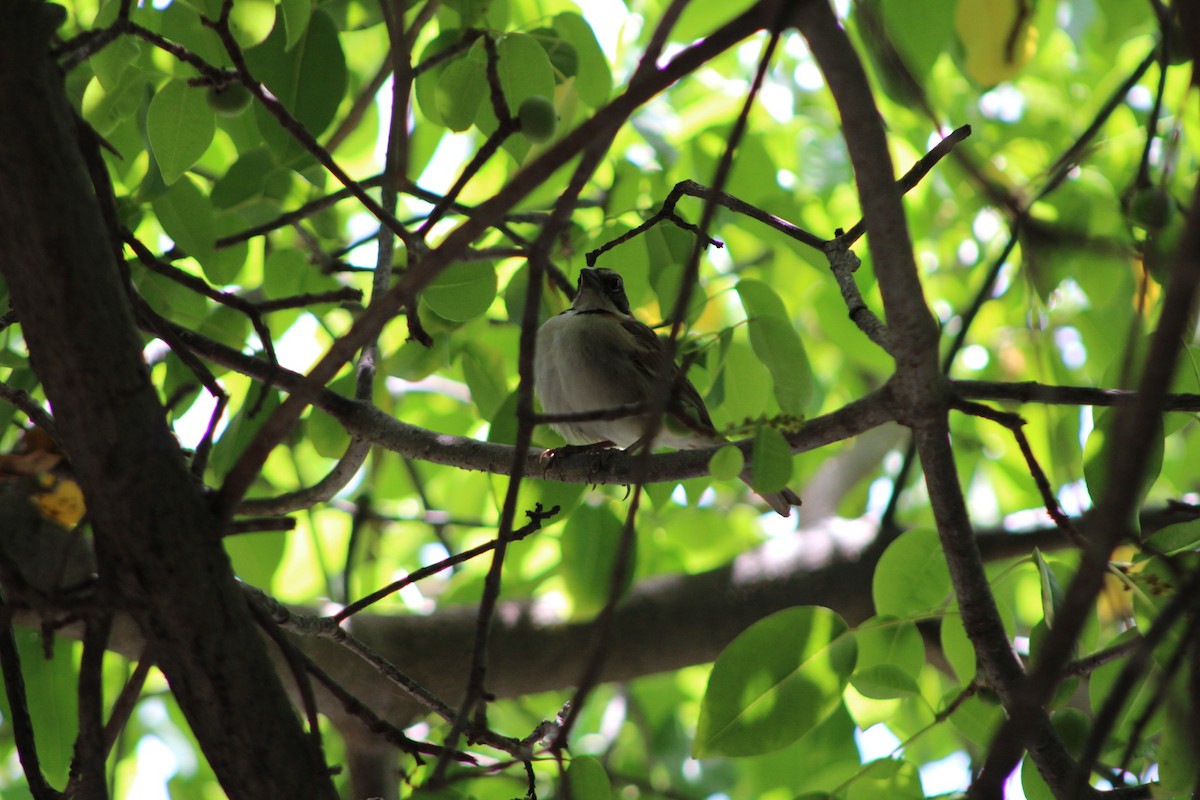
[0,0,1198,798]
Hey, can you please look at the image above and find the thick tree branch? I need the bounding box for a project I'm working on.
[160,318,898,494]
[1,503,879,735]
[792,2,1079,796]
[0,3,337,797]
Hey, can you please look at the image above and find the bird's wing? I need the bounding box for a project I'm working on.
[618,317,717,433]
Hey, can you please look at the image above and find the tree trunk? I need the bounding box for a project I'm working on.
[0,2,338,797]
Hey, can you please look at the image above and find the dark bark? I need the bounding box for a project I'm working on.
[0,2,337,797]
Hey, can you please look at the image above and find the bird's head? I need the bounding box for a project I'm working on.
[572,268,632,316]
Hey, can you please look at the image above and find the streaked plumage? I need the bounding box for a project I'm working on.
[534,267,801,516]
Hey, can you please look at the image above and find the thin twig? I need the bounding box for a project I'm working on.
[952,398,1083,546]
[334,504,558,621]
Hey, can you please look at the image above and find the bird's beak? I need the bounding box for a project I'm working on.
[573,269,601,304]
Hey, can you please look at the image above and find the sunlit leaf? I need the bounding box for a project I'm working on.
[210,390,282,480]
[280,0,312,50]
[415,28,467,126]
[872,527,951,619]
[845,758,924,800]
[954,0,1038,86]
[245,9,347,159]
[2,631,78,785]
[435,56,486,132]
[708,443,744,481]
[1030,548,1060,629]
[560,503,630,618]
[224,531,287,590]
[554,12,611,106]
[749,424,792,495]
[460,343,508,420]
[736,279,814,416]
[1083,408,1163,521]
[152,175,215,264]
[566,755,612,800]
[849,665,920,700]
[694,606,856,757]
[852,616,924,699]
[422,261,497,322]
[1142,518,1200,558]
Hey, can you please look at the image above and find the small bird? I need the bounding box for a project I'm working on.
[534,267,801,516]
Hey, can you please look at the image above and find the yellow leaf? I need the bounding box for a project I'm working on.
[33,477,86,528]
[955,0,1038,86]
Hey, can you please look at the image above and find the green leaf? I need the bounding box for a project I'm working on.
[422,261,497,322]
[850,665,921,699]
[554,12,611,106]
[211,149,280,209]
[1083,408,1163,520]
[530,27,578,81]
[204,213,249,286]
[879,0,955,82]
[245,9,347,160]
[694,606,856,757]
[147,79,215,185]
[152,175,215,264]
[872,527,951,618]
[1158,676,1200,792]
[475,31,556,160]
[80,72,147,136]
[653,262,707,327]
[1033,548,1062,629]
[736,279,813,416]
[90,35,141,91]
[853,616,924,678]
[749,425,792,494]
[953,0,1038,86]
[136,266,209,328]
[224,530,287,589]
[210,390,281,480]
[851,615,924,700]
[1,630,78,785]
[460,343,508,420]
[674,0,757,42]
[307,375,353,458]
[197,303,251,351]
[845,758,924,800]
[497,32,556,115]
[940,610,975,684]
[435,56,486,132]
[718,341,771,422]
[280,0,312,50]
[561,504,630,618]
[708,444,745,481]
[227,0,277,48]
[1142,518,1200,558]
[566,755,612,800]
[415,29,466,126]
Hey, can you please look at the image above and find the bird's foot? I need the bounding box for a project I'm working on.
[540,441,616,475]
[541,441,615,460]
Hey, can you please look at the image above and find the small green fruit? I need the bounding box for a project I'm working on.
[206,84,253,117]
[518,95,557,143]
[1127,186,1175,230]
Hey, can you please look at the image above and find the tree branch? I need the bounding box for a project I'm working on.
[0,4,338,796]
[792,1,1079,795]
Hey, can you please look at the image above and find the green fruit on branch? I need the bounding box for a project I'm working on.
[518,95,557,142]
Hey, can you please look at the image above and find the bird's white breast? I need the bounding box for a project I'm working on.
[534,311,647,447]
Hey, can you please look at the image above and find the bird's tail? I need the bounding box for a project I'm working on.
[738,470,801,517]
